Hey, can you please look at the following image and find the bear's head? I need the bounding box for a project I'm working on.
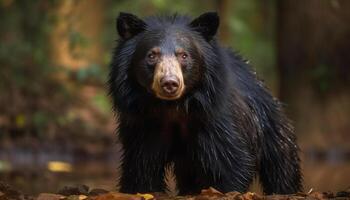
[115,12,220,101]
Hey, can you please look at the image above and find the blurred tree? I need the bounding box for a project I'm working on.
[0,0,69,139]
[50,0,105,71]
[49,0,114,137]
[216,0,231,43]
[229,0,277,91]
[0,0,112,140]
[277,0,350,149]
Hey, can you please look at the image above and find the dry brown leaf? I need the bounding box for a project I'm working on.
[79,195,88,200]
[66,195,88,200]
[308,191,329,200]
[240,192,263,200]
[37,193,66,200]
[200,187,225,197]
[264,195,289,200]
[225,191,241,199]
[91,192,143,200]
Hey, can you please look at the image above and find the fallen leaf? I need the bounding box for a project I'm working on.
[309,191,331,199]
[241,192,262,200]
[66,195,88,200]
[92,192,142,200]
[225,191,241,199]
[136,193,154,200]
[37,193,65,200]
[264,194,290,200]
[200,187,224,197]
[79,194,88,200]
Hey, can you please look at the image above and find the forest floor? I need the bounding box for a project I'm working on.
[1,182,350,200]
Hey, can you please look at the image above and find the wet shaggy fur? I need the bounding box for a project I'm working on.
[109,12,302,195]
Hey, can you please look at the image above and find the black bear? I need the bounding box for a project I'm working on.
[109,12,302,195]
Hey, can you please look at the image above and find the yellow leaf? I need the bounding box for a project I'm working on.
[15,114,25,128]
[136,193,154,200]
[47,161,72,172]
[79,195,88,200]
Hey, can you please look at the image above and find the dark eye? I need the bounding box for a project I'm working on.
[148,52,156,59]
[181,53,188,59]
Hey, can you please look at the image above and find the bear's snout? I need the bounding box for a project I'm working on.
[151,55,185,100]
[160,76,180,95]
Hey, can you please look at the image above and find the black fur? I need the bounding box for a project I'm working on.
[109,12,302,195]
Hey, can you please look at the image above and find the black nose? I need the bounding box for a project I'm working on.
[160,76,179,94]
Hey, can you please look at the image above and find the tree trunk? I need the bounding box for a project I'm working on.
[50,0,105,71]
[216,0,231,43]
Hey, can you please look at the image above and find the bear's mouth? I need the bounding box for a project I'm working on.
[153,84,185,100]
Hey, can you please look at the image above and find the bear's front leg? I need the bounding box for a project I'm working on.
[118,126,168,193]
[196,132,255,193]
[119,145,167,193]
[176,123,256,194]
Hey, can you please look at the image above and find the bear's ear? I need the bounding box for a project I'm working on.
[189,12,219,41]
[116,12,146,40]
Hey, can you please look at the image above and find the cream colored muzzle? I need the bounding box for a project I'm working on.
[151,56,185,100]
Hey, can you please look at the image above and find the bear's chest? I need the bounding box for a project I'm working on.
[153,108,192,141]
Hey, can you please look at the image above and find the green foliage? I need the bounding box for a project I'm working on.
[69,31,89,54]
[76,64,105,83]
[229,0,277,88]
[0,0,72,137]
[108,0,213,17]
[0,0,57,89]
[93,92,111,115]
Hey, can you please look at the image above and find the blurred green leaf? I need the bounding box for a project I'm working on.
[33,111,48,127]
[93,92,111,114]
[69,31,89,50]
[311,64,332,93]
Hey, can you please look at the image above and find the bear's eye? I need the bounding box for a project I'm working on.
[147,47,160,62]
[148,52,156,59]
[177,52,188,60]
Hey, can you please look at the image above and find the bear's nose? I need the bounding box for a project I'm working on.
[160,76,179,95]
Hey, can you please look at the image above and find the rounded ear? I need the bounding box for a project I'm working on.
[189,12,219,41]
[116,12,146,40]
